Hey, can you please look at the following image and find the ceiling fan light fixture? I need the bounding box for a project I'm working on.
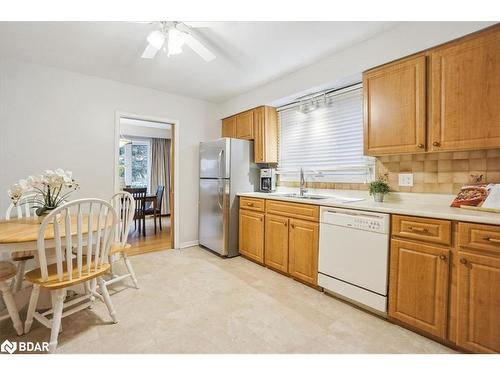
[147,30,166,50]
[167,28,186,55]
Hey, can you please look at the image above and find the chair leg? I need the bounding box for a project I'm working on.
[123,253,139,289]
[0,281,23,336]
[48,289,65,354]
[13,260,27,293]
[154,213,157,234]
[98,277,118,323]
[24,284,40,334]
[142,216,146,237]
[159,212,162,231]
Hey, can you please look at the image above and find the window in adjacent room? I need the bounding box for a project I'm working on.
[278,84,375,183]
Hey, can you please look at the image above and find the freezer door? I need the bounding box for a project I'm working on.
[199,138,230,179]
[199,178,230,255]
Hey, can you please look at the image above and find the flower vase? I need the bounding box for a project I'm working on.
[373,193,385,203]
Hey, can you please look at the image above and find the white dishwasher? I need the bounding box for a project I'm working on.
[318,206,390,315]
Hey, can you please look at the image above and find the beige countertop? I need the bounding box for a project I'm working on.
[237,189,500,226]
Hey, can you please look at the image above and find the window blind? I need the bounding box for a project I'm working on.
[278,85,374,183]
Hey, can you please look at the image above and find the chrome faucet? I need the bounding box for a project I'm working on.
[299,167,308,197]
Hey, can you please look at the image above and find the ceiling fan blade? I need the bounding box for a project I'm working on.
[176,23,216,62]
[141,43,160,59]
[183,33,216,62]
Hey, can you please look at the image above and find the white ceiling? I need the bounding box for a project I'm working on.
[0,22,397,102]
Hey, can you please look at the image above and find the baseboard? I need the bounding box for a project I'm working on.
[179,240,199,249]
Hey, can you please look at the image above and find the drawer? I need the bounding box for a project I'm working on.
[392,215,451,246]
[239,197,265,212]
[458,222,500,255]
[266,199,319,222]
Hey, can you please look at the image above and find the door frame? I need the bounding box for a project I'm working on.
[114,111,179,250]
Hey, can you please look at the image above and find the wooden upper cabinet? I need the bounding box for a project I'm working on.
[254,106,278,164]
[222,116,236,138]
[457,252,500,353]
[264,214,289,273]
[288,218,319,286]
[236,110,254,140]
[363,54,427,155]
[238,209,265,264]
[429,26,500,151]
[389,239,450,339]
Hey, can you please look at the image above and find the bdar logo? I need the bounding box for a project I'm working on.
[1,339,17,354]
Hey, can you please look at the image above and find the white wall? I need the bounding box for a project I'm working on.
[218,21,496,118]
[0,58,220,246]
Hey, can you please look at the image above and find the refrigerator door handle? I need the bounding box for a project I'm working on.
[217,149,223,178]
[217,181,223,209]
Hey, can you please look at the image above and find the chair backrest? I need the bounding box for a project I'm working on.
[6,193,38,219]
[123,187,147,213]
[156,185,165,210]
[37,199,117,282]
[110,191,135,247]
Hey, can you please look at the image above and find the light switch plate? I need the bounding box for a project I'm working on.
[398,173,414,187]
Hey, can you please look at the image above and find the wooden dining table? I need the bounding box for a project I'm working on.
[0,214,112,311]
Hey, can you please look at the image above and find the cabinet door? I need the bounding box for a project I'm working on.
[264,214,289,273]
[288,218,319,285]
[429,27,500,151]
[457,252,500,353]
[254,106,278,164]
[239,209,264,263]
[253,107,265,163]
[222,116,236,138]
[236,110,254,139]
[363,55,426,155]
[388,239,450,339]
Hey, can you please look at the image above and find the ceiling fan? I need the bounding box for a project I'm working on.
[141,21,216,62]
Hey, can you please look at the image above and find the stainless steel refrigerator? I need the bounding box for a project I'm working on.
[199,138,259,257]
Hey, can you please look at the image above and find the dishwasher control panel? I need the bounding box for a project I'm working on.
[320,207,390,234]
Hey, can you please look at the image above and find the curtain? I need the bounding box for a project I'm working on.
[150,138,171,214]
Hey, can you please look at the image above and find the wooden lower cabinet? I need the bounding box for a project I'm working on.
[456,252,500,353]
[289,218,319,286]
[238,209,265,263]
[264,214,289,273]
[389,239,450,339]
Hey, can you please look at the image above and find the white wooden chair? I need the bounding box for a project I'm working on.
[0,261,24,335]
[5,194,37,292]
[24,199,118,353]
[104,192,139,289]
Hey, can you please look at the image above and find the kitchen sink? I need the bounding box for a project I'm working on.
[273,193,330,200]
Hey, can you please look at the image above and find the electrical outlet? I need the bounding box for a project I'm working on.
[398,173,414,187]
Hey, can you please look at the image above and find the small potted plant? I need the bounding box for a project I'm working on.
[8,169,79,222]
[368,177,390,203]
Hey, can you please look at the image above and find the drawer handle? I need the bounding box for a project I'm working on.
[439,254,447,261]
[460,258,467,265]
[246,202,254,207]
[408,226,429,234]
[483,237,500,244]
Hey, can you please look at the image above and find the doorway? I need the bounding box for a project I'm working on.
[114,112,178,253]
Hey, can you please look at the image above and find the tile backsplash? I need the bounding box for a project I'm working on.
[278,149,500,194]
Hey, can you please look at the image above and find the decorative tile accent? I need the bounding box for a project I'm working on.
[278,149,500,194]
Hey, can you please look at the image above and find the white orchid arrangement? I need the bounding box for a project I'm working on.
[8,169,79,216]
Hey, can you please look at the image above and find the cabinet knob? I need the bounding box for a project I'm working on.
[439,254,446,261]
[460,258,467,265]
[290,223,295,229]
[247,202,253,206]
[432,141,441,147]
[417,143,424,149]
